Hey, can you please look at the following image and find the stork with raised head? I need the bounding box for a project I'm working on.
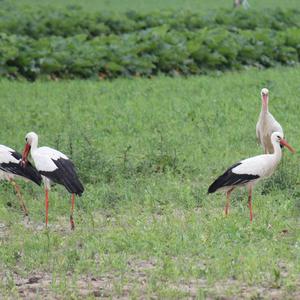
[256,88,284,154]
[0,144,42,216]
[21,132,84,230]
[208,132,295,222]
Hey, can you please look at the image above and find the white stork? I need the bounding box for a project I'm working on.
[208,132,295,222]
[0,144,42,216]
[256,88,284,154]
[21,132,84,230]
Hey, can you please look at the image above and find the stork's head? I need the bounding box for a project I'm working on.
[25,132,38,146]
[271,132,295,153]
[261,88,269,106]
[21,132,38,166]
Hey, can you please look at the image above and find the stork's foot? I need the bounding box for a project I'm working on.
[70,215,75,230]
[23,214,30,224]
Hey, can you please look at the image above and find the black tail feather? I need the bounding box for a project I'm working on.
[20,161,43,185]
[60,172,84,196]
[39,157,84,196]
[0,151,42,185]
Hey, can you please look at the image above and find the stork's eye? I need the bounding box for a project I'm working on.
[25,137,28,142]
[277,135,281,139]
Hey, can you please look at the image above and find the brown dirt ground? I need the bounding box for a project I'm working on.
[1,259,299,299]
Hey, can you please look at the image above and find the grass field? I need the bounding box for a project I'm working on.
[6,0,300,12]
[0,66,299,298]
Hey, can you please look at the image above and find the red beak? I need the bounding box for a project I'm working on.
[21,143,31,166]
[280,139,296,153]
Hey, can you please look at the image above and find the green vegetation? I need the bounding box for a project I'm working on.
[6,0,300,13]
[0,67,299,298]
[2,6,300,37]
[1,0,299,297]
[1,5,300,80]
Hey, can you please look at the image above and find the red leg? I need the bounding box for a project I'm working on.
[70,193,75,230]
[225,188,234,216]
[10,179,29,217]
[248,186,253,222]
[45,189,49,228]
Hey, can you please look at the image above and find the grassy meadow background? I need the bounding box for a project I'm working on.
[1,0,300,299]
[1,67,300,298]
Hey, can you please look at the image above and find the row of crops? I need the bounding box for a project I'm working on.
[1,4,300,80]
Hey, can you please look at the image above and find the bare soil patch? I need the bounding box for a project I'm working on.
[1,259,299,299]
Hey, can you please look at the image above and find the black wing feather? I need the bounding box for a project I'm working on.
[208,162,260,193]
[39,158,84,196]
[0,151,42,185]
